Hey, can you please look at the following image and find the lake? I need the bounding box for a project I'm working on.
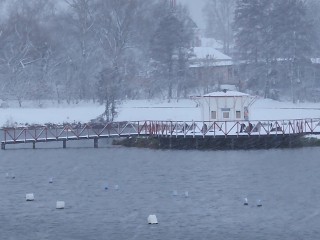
[0,141,319,239]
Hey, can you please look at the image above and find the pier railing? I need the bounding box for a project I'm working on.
[2,118,320,147]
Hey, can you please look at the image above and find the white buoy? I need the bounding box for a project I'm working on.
[184,191,189,198]
[257,199,262,207]
[172,190,178,196]
[56,201,65,209]
[49,178,53,183]
[147,215,158,224]
[244,197,248,205]
[114,185,119,190]
[26,193,35,201]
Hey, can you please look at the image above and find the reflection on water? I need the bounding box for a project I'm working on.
[0,142,320,239]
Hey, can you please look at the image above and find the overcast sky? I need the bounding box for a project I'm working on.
[178,0,206,29]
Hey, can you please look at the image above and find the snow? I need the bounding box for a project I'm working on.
[192,47,232,61]
[190,46,233,68]
[202,91,249,97]
[189,60,233,67]
[0,101,105,127]
[116,98,320,122]
[0,98,319,127]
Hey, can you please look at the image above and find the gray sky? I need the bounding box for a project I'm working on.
[178,0,206,29]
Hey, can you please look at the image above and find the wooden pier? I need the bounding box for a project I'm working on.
[1,118,320,149]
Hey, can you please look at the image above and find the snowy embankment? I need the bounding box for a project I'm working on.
[0,98,319,128]
[0,101,105,127]
[116,98,320,121]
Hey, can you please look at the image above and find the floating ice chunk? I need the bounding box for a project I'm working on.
[49,178,53,183]
[244,197,248,205]
[5,173,15,179]
[56,201,65,209]
[184,191,189,198]
[257,199,262,207]
[147,215,158,224]
[26,193,35,201]
[172,190,178,196]
[114,185,119,190]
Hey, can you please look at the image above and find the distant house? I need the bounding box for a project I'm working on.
[189,38,236,89]
[192,90,256,122]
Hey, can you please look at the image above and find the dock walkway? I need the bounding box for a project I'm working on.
[1,118,320,149]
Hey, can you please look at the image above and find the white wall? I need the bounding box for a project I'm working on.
[201,96,250,121]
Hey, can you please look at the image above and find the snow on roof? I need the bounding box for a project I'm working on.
[192,47,232,61]
[311,58,320,64]
[189,60,233,68]
[200,90,250,98]
[190,47,233,67]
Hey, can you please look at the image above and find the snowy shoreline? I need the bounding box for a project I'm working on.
[0,98,319,127]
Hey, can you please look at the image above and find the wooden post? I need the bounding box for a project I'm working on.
[94,138,99,148]
[63,140,67,149]
[33,141,36,149]
[1,142,5,150]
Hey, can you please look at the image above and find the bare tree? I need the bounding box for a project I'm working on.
[95,0,141,120]
[64,0,97,100]
[203,0,235,54]
[0,0,57,106]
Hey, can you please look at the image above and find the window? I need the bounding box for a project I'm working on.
[223,112,230,119]
[221,108,230,119]
[211,111,216,119]
[236,111,241,119]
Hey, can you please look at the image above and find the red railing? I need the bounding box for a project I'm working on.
[2,119,320,144]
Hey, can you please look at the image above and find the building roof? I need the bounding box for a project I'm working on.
[192,47,232,61]
[311,58,320,64]
[194,90,250,98]
[190,47,233,68]
[189,60,233,68]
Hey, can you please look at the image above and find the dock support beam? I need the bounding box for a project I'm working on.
[33,141,36,149]
[1,142,5,150]
[94,138,99,148]
[63,140,67,149]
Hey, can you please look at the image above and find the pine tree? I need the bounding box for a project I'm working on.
[233,0,315,101]
[269,0,314,102]
[233,0,271,97]
[150,13,192,99]
[269,0,313,60]
[233,0,270,63]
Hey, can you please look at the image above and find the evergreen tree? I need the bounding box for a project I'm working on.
[150,12,193,99]
[269,0,313,60]
[233,0,271,97]
[268,0,314,102]
[233,0,270,63]
[233,0,315,101]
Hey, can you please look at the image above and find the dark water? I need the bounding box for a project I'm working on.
[1,141,320,240]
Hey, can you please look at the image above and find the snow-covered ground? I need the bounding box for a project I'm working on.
[116,97,320,121]
[0,98,320,127]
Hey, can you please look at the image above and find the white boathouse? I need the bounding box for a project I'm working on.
[193,90,256,122]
